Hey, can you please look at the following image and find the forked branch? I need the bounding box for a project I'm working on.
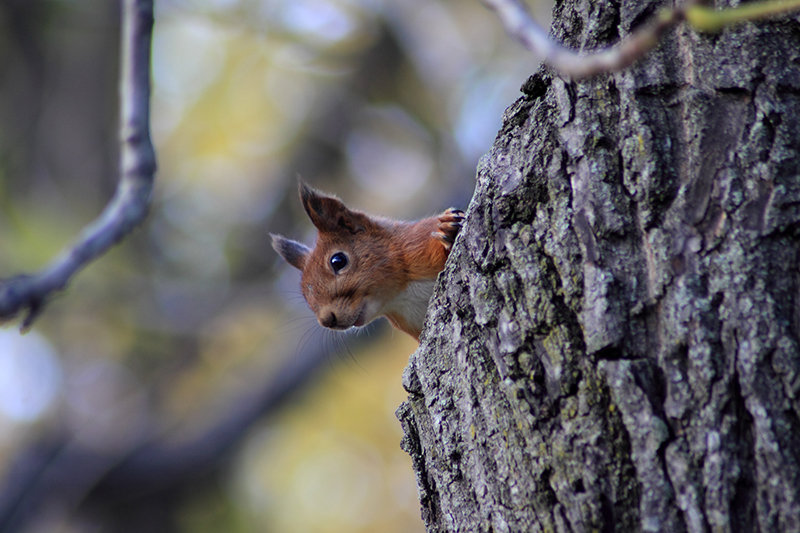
[0,0,156,329]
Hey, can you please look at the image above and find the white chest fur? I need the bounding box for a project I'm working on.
[382,279,437,332]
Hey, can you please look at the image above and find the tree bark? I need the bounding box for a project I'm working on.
[397,1,800,531]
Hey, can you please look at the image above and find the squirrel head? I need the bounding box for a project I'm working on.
[271,181,406,332]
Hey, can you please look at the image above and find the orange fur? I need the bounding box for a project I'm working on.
[271,182,464,342]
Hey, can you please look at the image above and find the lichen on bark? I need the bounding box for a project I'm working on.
[397,0,800,531]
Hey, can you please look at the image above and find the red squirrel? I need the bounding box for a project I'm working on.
[271,181,464,341]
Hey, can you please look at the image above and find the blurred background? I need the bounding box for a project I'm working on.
[0,0,549,531]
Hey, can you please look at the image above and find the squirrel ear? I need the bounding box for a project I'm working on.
[271,233,310,270]
[298,180,367,234]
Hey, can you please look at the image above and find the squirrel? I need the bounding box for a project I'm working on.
[271,181,464,341]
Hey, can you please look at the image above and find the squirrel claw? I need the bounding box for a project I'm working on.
[434,208,466,250]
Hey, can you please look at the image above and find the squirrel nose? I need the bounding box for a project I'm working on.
[320,311,337,328]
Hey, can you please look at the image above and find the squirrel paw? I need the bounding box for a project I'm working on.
[434,208,465,251]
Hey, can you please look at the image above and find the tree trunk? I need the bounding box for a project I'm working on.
[396,1,800,531]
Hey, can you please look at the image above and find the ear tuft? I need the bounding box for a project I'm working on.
[271,233,310,271]
[297,179,366,234]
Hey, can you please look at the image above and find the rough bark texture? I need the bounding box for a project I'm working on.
[396,1,800,531]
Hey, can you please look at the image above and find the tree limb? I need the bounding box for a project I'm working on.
[482,0,800,79]
[0,0,156,329]
[481,0,683,79]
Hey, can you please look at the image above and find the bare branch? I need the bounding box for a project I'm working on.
[481,0,683,79]
[483,0,800,79]
[0,0,156,329]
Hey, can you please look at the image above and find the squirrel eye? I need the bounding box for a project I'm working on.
[329,252,348,273]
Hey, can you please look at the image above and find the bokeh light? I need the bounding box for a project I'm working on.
[0,330,61,424]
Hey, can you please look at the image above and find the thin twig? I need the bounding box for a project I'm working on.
[484,0,800,79]
[481,0,683,79]
[0,0,156,329]
[686,0,800,32]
